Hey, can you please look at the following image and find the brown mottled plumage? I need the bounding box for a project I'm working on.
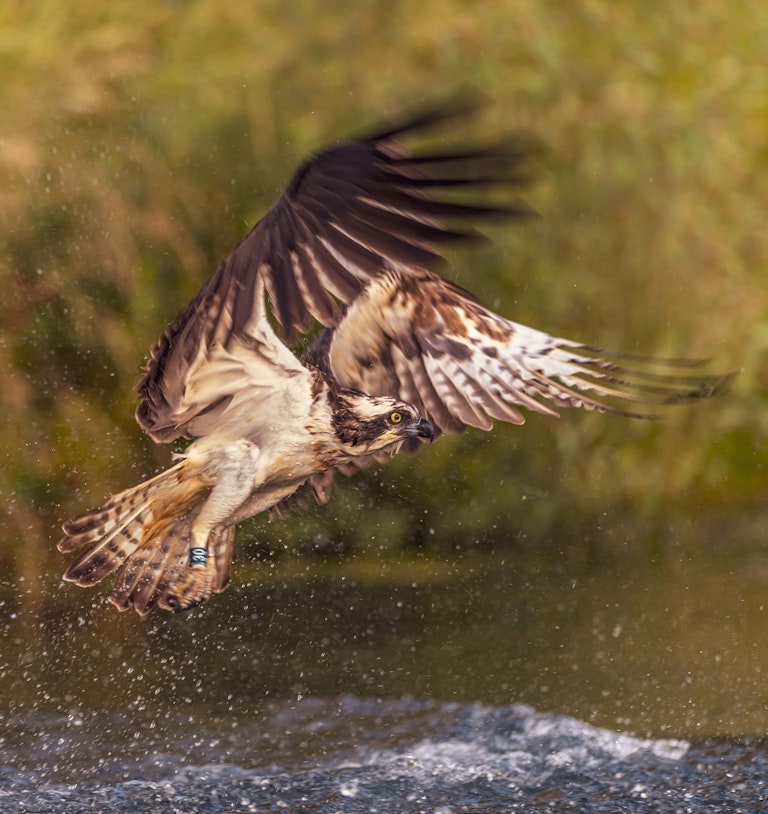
[59,97,732,615]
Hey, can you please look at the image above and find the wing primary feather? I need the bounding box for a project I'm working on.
[277,207,339,326]
[298,240,363,304]
[321,223,403,274]
[391,344,466,433]
[327,215,443,268]
[299,190,455,274]
[546,370,717,409]
[358,183,535,221]
[480,366,557,421]
[260,216,308,337]
[285,203,367,302]
[576,352,735,395]
[354,92,490,143]
[339,198,484,246]
[525,374,659,419]
[422,355,493,430]
[226,251,262,339]
[576,344,712,367]
[130,533,178,616]
[531,345,736,405]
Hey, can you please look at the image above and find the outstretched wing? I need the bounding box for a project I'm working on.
[136,272,313,443]
[314,267,733,436]
[136,97,535,442]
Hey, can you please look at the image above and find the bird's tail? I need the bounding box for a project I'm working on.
[58,460,235,616]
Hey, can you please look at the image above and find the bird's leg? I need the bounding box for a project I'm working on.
[188,439,261,570]
[166,440,261,611]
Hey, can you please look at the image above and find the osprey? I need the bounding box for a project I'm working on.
[58,100,730,615]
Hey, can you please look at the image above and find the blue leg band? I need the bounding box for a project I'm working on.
[189,547,208,566]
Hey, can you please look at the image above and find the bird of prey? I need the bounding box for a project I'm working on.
[58,100,730,616]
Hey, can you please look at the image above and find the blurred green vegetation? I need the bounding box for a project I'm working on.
[2,0,768,603]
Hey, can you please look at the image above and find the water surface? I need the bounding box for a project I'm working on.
[2,698,766,812]
[1,552,766,810]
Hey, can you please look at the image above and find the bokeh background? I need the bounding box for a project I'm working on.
[1,1,768,737]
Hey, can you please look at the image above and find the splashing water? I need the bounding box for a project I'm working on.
[0,697,764,813]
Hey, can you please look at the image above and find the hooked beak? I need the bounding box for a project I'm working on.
[405,416,435,442]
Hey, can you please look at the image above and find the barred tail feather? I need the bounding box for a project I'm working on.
[58,471,175,588]
[113,517,191,615]
[58,465,183,553]
[109,528,177,613]
[62,512,148,587]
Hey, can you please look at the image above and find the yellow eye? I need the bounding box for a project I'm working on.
[389,411,403,424]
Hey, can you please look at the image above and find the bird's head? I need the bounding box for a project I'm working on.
[330,390,434,455]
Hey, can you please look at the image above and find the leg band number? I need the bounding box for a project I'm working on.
[189,547,208,565]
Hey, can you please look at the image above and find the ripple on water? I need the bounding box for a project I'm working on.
[0,698,765,813]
